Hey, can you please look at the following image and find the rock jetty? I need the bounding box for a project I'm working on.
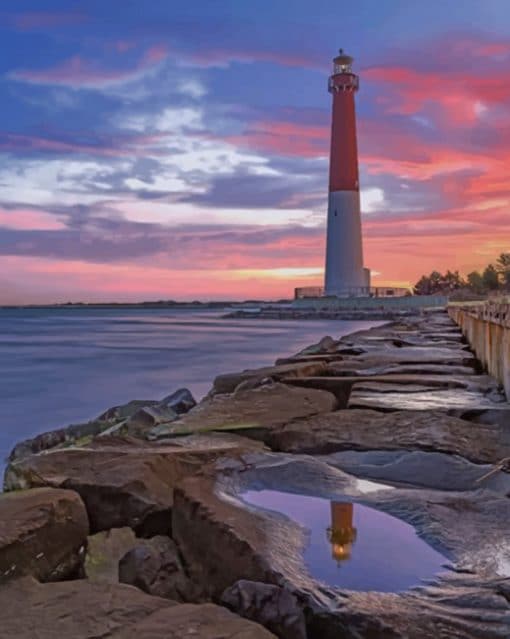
[1,310,509,638]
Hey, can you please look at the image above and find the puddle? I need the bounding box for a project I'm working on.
[242,489,447,592]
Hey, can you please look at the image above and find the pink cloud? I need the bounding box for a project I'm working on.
[365,65,510,125]
[0,208,66,231]
[143,45,168,64]
[9,46,168,89]
[226,120,329,157]
[447,37,510,58]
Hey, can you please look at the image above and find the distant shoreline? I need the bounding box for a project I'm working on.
[0,300,281,310]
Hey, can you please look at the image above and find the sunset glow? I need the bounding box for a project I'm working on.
[1,1,510,303]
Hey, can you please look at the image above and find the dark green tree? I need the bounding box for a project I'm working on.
[414,270,465,295]
[443,270,465,291]
[467,271,484,293]
[496,253,510,289]
[414,273,436,295]
[482,264,500,290]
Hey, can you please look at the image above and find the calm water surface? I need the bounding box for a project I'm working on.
[243,489,448,592]
[0,307,379,462]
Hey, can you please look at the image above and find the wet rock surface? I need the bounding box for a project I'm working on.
[119,534,200,602]
[265,408,509,464]
[0,577,276,638]
[320,449,510,493]
[221,580,307,639]
[149,383,337,439]
[2,310,510,638]
[175,453,510,638]
[0,487,88,583]
[213,361,328,394]
[4,439,251,534]
[348,386,506,411]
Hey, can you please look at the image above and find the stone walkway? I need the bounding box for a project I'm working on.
[1,310,509,638]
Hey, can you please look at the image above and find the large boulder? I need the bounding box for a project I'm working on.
[100,389,198,438]
[8,399,157,462]
[100,389,195,420]
[119,535,199,602]
[150,383,337,439]
[159,388,197,414]
[96,398,160,421]
[0,577,276,638]
[9,391,197,461]
[266,409,509,464]
[8,418,114,462]
[173,477,274,599]
[0,487,88,583]
[221,580,307,639]
[295,335,338,355]
[4,439,251,535]
[122,405,180,437]
[213,361,328,395]
[84,527,137,582]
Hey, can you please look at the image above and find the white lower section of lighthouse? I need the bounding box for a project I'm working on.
[324,190,369,297]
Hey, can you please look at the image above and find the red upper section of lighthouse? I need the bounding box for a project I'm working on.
[328,50,360,193]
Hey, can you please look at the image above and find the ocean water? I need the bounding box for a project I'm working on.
[0,307,379,463]
[243,489,447,592]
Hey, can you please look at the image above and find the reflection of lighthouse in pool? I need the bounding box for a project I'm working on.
[327,502,358,562]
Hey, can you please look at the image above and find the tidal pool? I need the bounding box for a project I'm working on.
[242,489,448,592]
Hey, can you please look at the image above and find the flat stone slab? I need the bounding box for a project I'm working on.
[351,345,477,367]
[0,487,89,583]
[0,578,276,638]
[320,449,510,493]
[149,383,337,439]
[173,453,510,638]
[266,409,510,464]
[348,387,507,412]
[213,361,328,394]
[328,360,476,377]
[275,353,344,365]
[4,439,255,534]
[284,372,496,401]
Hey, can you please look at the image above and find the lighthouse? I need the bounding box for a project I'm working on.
[324,50,369,297]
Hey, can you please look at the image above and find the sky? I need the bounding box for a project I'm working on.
[1,0,510,303]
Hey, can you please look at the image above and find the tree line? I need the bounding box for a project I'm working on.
[414,253,510,295]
